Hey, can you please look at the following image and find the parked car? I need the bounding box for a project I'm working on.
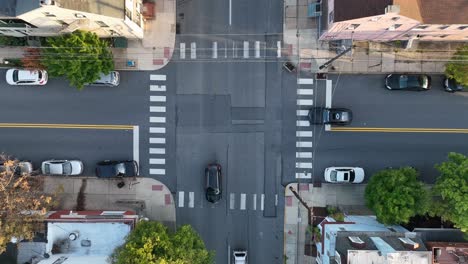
[95,160,139,178]
[6,68,48,85]
[0,161,33,176]
[444,77,466,92]
[324,167,365,183]
[205,163,222,203]
[233,250,248,264]
[86,71,120,86]
[308,107,352,125]
[385,74,431,91]
[41,160,83,176]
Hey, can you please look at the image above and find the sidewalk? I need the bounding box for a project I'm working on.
[283,0,460,74]
[283,183,371,264]
[112,0,176,71]
[43,176,176,230]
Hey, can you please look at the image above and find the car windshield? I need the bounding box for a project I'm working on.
[13,70,19,82]
[44,164,50,174]
[349,170,355,182]
[38,71,42,79]
[115,163,126,175]
[419,76,428,88]
[399,75,408,87]
[62,162,72,174]
[330,171,337,181]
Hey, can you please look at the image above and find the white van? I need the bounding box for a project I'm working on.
[88,71,120,86]
[233,250,247,264]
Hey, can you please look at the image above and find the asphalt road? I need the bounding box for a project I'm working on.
[309,74,468,184]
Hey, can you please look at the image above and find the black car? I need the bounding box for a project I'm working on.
[444,77,466,92]
[385,74,431,91]
[96,160,139,178]
[308,107,352,125]
[205,163,222,203]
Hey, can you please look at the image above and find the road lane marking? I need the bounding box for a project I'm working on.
[150,127,166,133]
[150,85,166,92]
[191,42,196,59]
[275,194,278,206]
[188,192,194,208]
[180,43,186,59]
[178,192,184,207]
[240,193,246,210]
[277,41,281,58]
[297,88,313,95]
[229,0,232,25]
[325,80,332,108]
[331,127,468,133]
[253,194,257,210]
[296,141,312,148]
[150,117,166,123]
[150,168,165,175]
[150,95,166,102]
[296,131,312,137]
[150,106,166,113]
[149,158,165,165]
[296,162,312,169]
[296,172,311,179]
[133,126,139,166]
[296,152,312,158]
[150,137,166,144]
[296,120,309,127]
[150,74,166,81]
[297,99,313,106]
[260,194,264,211]
[212,41,218,59]
[149,148,165,154]
[0,123,133,130]
[230,193,235,210]
[255,41,260,58]
[296,110,309,116]
[243,41,249,58]
[298,78,313,85]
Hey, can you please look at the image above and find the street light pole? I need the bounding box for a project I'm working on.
[318,45,354,70]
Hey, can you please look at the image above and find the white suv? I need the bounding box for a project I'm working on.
[6,68,48,85]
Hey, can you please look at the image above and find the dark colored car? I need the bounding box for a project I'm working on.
[96,160,139,178]
[444,77,466,92]
[385,74,431,91]
[205,163,222,203]
[308,107,353,125]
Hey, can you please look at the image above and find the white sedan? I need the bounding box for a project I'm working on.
[41,160,83,176]
[324,167,365,183]
[6,68,48,85]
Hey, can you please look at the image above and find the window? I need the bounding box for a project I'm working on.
[328,11,334,24]
[56,20,68,26]
[43,12,56,17]
[439,25,450,30]
[439,35,448,38]
[387,24,402,31]
[74,13,86,18]
[347,24,360,30]
[370,16,381,22]
[391,17,400,21]
[415,25,429,30]
[458,26,468,30]
[95,21,109,27]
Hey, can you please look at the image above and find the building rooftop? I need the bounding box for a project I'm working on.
[414,228,468,243]
[57,0,125,19]
[333,0,393,22]
[426,242,468,264]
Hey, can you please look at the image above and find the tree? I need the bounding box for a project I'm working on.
[111,221,214,264]
[0,157,59,253]
[364,167,430,225]
[432,152,468,233]
[445,44,468,86]
[41,30,114,89]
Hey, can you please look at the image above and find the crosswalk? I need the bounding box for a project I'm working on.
[149,74,167,176]
[177,191,277,211]
[295,78,314,179]
[176,40,284,60]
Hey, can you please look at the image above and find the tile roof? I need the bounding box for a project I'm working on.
[395,0,468,24]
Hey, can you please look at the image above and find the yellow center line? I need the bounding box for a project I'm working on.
[331,127,468,133]
[0,123,134,130]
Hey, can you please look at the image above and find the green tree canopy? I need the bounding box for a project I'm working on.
[364,167,430,225]
[433,152,468,233]
[112,221,214,264]
[41,30,114,89]
[445,44,468,86]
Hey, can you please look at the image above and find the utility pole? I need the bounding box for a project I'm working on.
[318,45,354,70]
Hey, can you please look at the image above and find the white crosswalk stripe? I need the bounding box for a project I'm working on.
[296,172,311,179]
[260,194,265,211]
[149,148,165,154]
[150,117,166,123]
[149,127,166,133]
[178,192,184,207]
[253,194,257,210]
[296,152,312,158]
[297,99,313,106]
[150,106,166,113]
[255,41,260,58]
[150,168,166,175]
[150,96,166,102]
[277,41,281,58]
[149,75,167,178]
[296,110,309,116]
[297,88,313,95]
[149,137,166,144]
[296,141,313,148]
[243,41,249,58]
[150,74,166,81]
[212,41,218,59]
[230,193,235,210]
[149,158,165,165]
[296,131,312,137]
[297,78,313,85]
[180,43,186,59]
[296,162,313,169]
[191,42,196,59]
[240,193,246,210]
[150,85,166,92]
[188,192,194,208]
[296,120,309,127]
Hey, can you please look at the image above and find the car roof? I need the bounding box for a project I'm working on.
[17,69,39,80]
